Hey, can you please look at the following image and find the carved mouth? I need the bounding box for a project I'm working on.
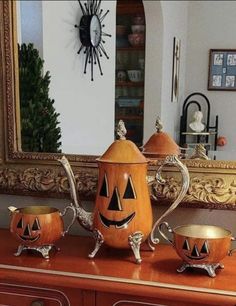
[17,234,40,243]
[99,212,135,229]
[185,254,208,261]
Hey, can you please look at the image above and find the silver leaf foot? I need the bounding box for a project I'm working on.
[37,245,57,259]
[14,244,58,259]
[128,231,144,264]
[177,262,224,277]
[14,245,25,256]
[88,229,104,258]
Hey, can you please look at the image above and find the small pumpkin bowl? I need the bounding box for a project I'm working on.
[158,222,235,276]
[8,205,77,257]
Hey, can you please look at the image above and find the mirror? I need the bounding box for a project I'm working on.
[15,1,236,161]
[1,0,236,210]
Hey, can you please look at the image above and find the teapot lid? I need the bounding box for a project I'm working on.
[142,117,180,158]
[98,120,147,164]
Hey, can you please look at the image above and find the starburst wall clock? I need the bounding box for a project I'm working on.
[75,0,112,81]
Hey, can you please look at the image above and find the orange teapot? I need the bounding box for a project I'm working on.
[59,120,189,263]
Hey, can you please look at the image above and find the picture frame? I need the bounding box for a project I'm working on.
[208,49,236,91]
[171,37,181,102]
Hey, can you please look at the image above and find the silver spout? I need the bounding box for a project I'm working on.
[58,156,93,231]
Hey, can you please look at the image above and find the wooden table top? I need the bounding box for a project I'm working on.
[0,228,236,299]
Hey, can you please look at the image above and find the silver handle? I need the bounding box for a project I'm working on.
[229,236,236,256]
[30,300,45,306]
[60,203,77,236]
[158,222,174,245]
[150,155,190,245]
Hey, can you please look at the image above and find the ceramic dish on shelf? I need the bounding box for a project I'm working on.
[132,15,145,25]
[116,97,142,107]
[131,25,145,34]
[128,33,145,47]
[116,70,127,82]
[116,25,127,36]
[127,70,143,82]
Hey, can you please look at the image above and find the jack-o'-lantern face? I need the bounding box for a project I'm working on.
[181,239,210,261]
[15,217,41,243]
[98,173,136,229]
[94,162,153,249]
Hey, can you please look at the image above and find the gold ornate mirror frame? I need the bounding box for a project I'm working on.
[1,1,236,209]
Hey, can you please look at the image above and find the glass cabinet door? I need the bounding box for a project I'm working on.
[115,0,145,147]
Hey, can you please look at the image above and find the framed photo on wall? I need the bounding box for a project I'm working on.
[208,49,236,91]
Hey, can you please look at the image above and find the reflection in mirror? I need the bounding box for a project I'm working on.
[17,1,61,153]
[179,92,218,160]
[184,1,236,161]
[16,0,116,156]
[18,43,62,153]
[15,0,161,156]
[3,0,236,208]
[15,1,236,161]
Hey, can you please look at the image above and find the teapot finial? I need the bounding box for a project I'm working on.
[155,116,163,133]
[117,120,127,140]
[190,143,210,160]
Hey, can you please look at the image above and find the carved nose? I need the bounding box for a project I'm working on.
[23,224,31,236]
[191,244,200,257]
[108,187,122,211]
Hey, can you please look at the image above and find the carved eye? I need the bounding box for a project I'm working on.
[123,176,136,199]
[99,173,109,197]
[182,239,190,251]
[32,218,40,231]
[200,241,209,254]
[17,218,24,229]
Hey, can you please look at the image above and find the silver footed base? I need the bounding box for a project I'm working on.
[177,262,224,277]
[14,244,59,259]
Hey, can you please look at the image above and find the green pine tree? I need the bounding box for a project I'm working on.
[18,43,62,153]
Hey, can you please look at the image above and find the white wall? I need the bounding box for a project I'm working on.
[42,1,116,155]
[143,1,188,143]
[185,1,236,160]
[143,1,163,143]
[159,1,188,140]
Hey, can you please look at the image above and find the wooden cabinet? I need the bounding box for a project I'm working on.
[96,292,213,306]
[0,283,85,306]
[1,229,236,306]
[115,0,145,147]
[0,283,72,305]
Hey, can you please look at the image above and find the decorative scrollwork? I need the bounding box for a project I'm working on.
[0,167,98,199]
[151,175,236,209]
